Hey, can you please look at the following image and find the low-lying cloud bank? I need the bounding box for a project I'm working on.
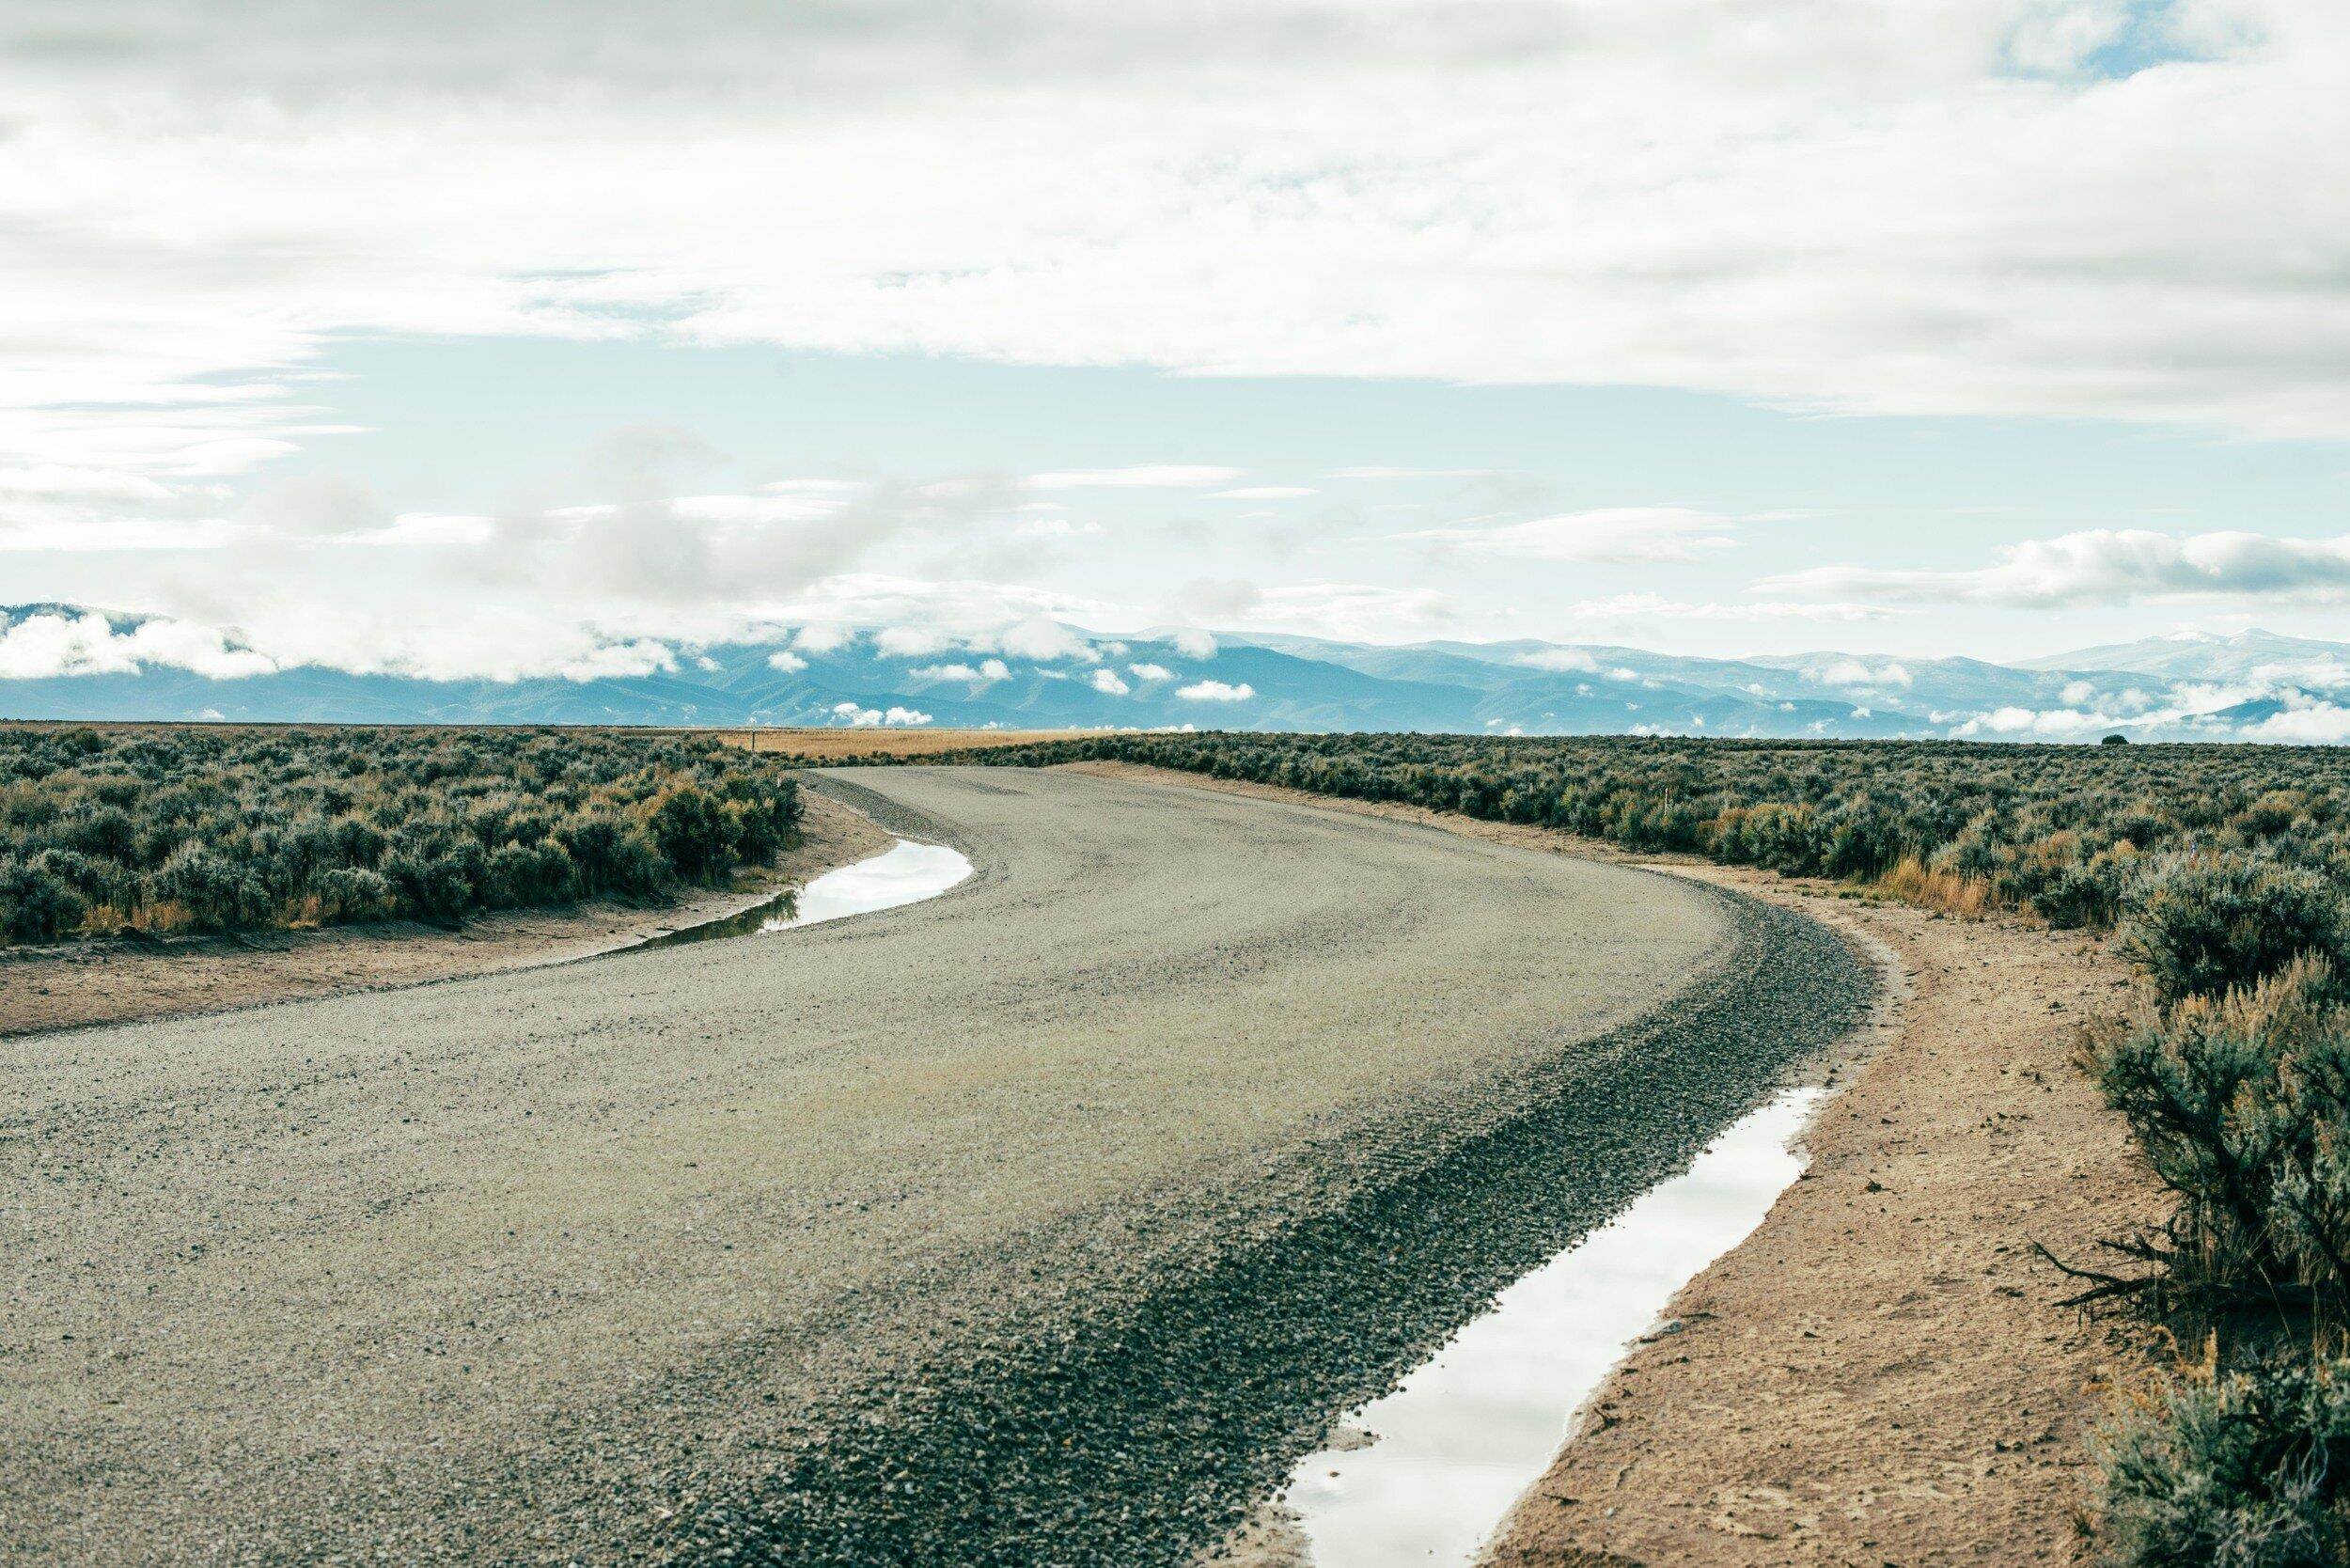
[1768,530,2350,610]
[17,601,2350,743]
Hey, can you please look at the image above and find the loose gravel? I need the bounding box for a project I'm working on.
[1,766,1869,1566]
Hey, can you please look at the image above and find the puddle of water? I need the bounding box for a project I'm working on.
[770,839,972,930]
[1279,1085,1825,1568]
[641,839,972,949]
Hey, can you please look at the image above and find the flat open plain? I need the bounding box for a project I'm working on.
[2,766,1868,1565]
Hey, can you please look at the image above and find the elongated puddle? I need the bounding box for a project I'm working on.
[1276,1085,1825,1567]
[778,839,972,929]
[642,839,973,949]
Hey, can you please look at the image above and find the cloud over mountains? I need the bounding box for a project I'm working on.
[13,604,2350,745]
[4,2,2346,687]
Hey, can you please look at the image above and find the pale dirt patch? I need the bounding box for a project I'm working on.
[0,787,893,1038]
[1070,761,2164,1568]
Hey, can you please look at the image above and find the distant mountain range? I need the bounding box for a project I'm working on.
[6,604,2349,743]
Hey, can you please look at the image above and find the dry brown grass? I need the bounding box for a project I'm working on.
[1873,854,2002,918]
[713,727,1078,760]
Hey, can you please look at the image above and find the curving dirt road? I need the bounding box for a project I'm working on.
[1,766,1869,1565]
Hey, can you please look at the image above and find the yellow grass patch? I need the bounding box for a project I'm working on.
[1872,855,2000,918]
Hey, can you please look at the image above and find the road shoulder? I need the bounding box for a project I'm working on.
[1068,760,2163,1565]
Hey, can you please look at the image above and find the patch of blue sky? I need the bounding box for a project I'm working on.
[295,334,2347,562]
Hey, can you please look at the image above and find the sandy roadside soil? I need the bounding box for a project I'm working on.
[0,787,895,1038]
[1483,871,2157,1568]
[1066,761,2164,1567]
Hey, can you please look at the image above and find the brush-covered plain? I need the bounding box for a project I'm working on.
[0,726,799,943]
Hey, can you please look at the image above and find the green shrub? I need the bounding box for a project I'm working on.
[0,726,799,942]
[2093,1356,2350,1567]
[314,866,397,923]
[481,839,572,906]
[2123,859,2350,1005]
[648,785,735,883]
[0,855,88,943]
[150,842,274,930]
[2079,959,2350,1316]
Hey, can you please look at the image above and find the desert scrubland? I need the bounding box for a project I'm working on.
[14,721,2347,1562]
[0,725,801,943]
[939,733,2350,1563]
[1,765,1864,1564]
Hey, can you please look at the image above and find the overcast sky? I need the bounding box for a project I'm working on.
[3,0,2347,681]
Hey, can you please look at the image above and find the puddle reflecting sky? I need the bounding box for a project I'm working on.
[766,839,972,931]
[1284,1087,1825,1567]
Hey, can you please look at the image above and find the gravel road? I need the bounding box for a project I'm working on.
[1,766,1870,1565]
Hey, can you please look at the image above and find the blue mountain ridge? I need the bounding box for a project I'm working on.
[6,604,2348,741]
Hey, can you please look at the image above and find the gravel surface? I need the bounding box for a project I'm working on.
[1,766,1870,1565]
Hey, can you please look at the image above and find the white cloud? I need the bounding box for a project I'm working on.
[1171,629,1218,660]
[766,648,808,672]
[1952,704,2129,738]
[350,512,496,548]
[8,0,2343,562]
[0,511,251,552]
[556,638,677,682]
[1326,466,1502,480]
[1398,508,1739,563]
[1766,530,2350,608]
[792,624,853,653]
[1811,659,1913,689]
[1128,662,1174,681]
[2253,704,2350,744]
[1176,679,1255,701]
[1937,668,2350,739]
[997,615,1101,663]
[1209,486,1319,500]
[1089,667,1131,695]
[0,465,176,503]
[761,478,870,497]
[914,656,1010,682]
[1515,648,1600,672]
[1562,592,1891,624]
[876,624,957,657]
[10,6,2350,676]
[0,610,278,680]
[1172,579,1458,643]
[831,699,930,727]
[1026,466,1246,491]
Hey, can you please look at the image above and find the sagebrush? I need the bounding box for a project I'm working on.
[0,726,799,942]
